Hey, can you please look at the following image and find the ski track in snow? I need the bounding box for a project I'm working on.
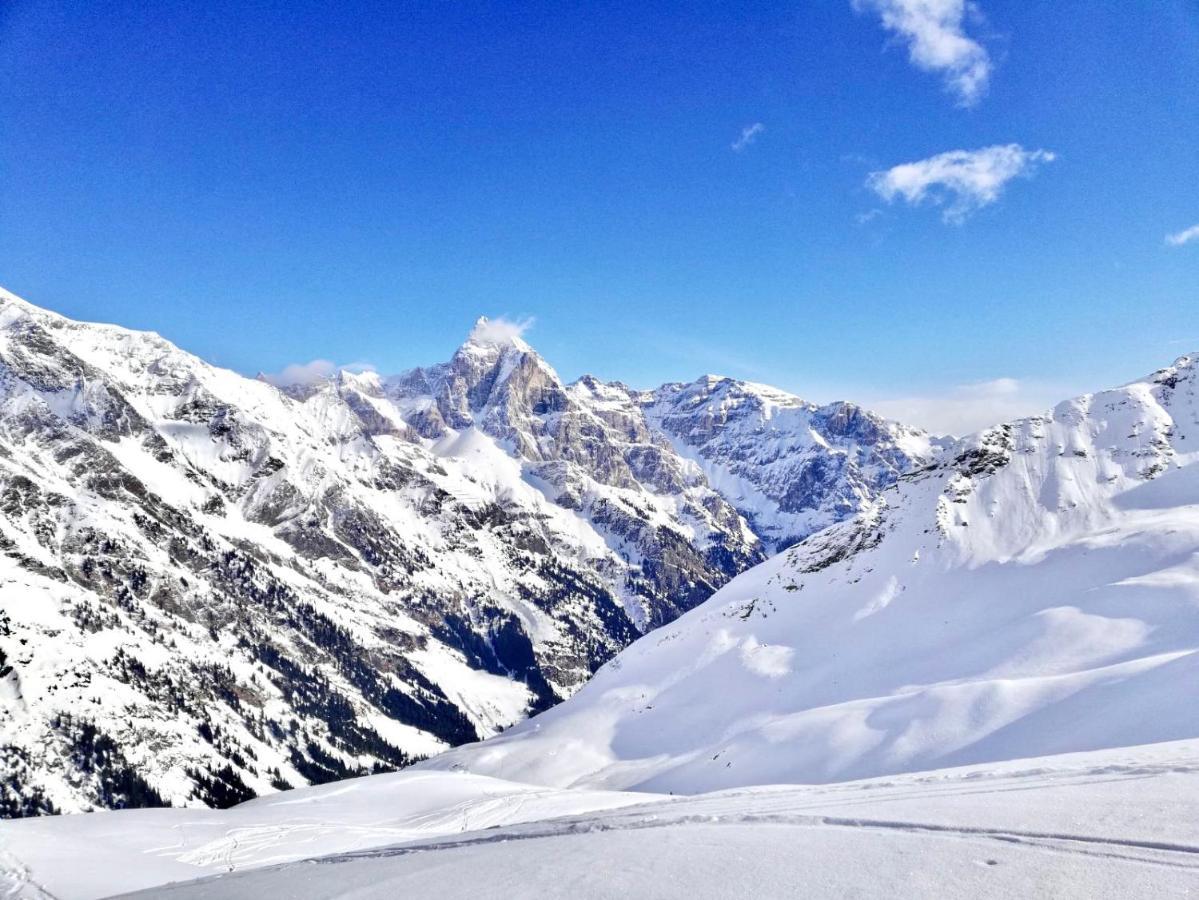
[111,760,1199,899]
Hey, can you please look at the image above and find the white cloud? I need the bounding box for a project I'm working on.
[468,316,535,345]
[1166,224,1199,247]
[866,377,1071,436]
[854,0,992,106]
[731,123,765,152]
[867,144,1054,223]
[260,359,375,388]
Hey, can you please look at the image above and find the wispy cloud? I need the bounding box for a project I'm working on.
[731,123,765,152]
[853,0,992,107]
[259,359,375,387]
[867,144,1054,224]
[469,316,535,345]
[1166,224,1199,247]
[866,376,1071,436]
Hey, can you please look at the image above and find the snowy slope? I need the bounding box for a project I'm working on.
[424,353,1199,792]
[0,769,660,899]
[0,289,932,814]
[4,740,1197,898]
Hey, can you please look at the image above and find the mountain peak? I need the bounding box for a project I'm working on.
[462,315,534,351]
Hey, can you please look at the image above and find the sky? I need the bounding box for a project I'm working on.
[1,1,1197,434]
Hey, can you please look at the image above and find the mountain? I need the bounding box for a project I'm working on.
[425,352,1199,792]
[0,290,933,814]
[383,321,765,629]
[5,299,1197,899]
[643,375,941,551]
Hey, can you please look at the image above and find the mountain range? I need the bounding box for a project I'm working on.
[426,349,1199,790]
[3,289,1198,899]
[0,289,933,815]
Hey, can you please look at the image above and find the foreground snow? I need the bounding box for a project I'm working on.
[0,770,658,899]
[3,740,1197,898]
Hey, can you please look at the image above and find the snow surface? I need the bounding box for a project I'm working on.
[0,770,658,899]
[3,740,1197,898]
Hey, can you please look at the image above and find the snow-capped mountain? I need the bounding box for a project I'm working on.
[383,322,764,628]
[426,352,1199,792]
[644,376,941,551]
[0,290,932,815]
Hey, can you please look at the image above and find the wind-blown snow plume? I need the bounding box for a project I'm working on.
[854,0,992,106]
[867,144,1055,223]
[468,316,535,345]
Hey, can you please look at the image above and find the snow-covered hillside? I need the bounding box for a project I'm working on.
[4,740,1198,898]
[0,289,931,814]
[425,352,1199,792]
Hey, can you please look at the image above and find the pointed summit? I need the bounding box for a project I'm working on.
[386,315,555,436]
[462,315,534,351]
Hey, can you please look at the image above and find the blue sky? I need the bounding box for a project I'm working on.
[2,1,1197,432]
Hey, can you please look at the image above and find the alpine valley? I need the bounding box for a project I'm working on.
[427,349,1199,792]
[3,287,1199,900]
[0,288,936,815]
[2,295,1197,900]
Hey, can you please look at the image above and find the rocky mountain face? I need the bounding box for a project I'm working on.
[0,293,934,815]
[384,325,765,628]
[644,376,941,551]
[426,353,1199,793]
